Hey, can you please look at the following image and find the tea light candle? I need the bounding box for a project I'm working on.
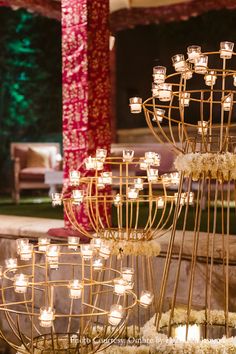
[179,92,190,107]
[113,193,122,206]
[174,324,200,342]
[46,245,60,269]
[128,188,139,199]
[51,193,62,206]
[220,41,234,59]
[123,149,134,162]
[129,97,142,114]
[204,71,217,86]
[223,95,233,111]
[85,156,96,170]
[175,192,186,206]
[5,258,17,271]
[139,290,154,307]
[194,55,208,74]
[108,304,123,326]
[95,160,104,170]
[99,243,111,259]
[157,197,164,209]
[152,82,159,97]
[158,83,172,102]
[188,192,194,205]
[72,189,84,204]
[91,238,102,249]
[153,66,166,84]
[170,172,180,185]
[16,238,29,255]
[147,168,159,182]
[80,244,94,260]
[14,273,29,293]
[139,158,148,170]
[68,280,83,299]
[92,257,103,271]
[198,121,208,135]
[233,74,236,86]
[114,277,128,295]
[39,307,55,328]
[96,148,107,162]
[134,178,143,190]
[172,54,186,72]
[20,243,33,261]
[68,236,80,250]
[152,108,165,123]
[69,170,80,186]
[187,45,201,63]
[101,171,112,185]
[38,237,50,252]
[145,151,157,164]
[122,267,134,282]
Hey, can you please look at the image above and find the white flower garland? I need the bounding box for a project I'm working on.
[142,308,236,353]
[174,152,236,181]
[104,239,161,257]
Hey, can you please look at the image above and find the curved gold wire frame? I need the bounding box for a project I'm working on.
[0,242,137,353]
[140,49,236,340]
[63,157,181,241]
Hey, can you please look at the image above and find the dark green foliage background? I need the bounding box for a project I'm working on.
[0,7,61,188]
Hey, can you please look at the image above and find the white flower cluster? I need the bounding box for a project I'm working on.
[104,239,161,257]
[142,308,236,353]
[174,152,236,181]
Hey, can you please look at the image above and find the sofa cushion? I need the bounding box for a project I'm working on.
[19,167,52,182]
[27,148,51,169]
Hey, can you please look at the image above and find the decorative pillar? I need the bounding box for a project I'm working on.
[62,0,111,229]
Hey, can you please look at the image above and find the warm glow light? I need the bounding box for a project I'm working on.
[129,97,142,113]
[174,324,200,342]
[108,304,123,326]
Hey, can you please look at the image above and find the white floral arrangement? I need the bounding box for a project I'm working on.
[104,239,161,257]
[142,308,236,353]
[174,152,236,181]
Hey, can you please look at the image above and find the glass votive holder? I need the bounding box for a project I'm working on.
[179,92,190,107]
[92,257,103,271]
[69,170,80,186]
[129,97,142,114]
[46,245,60,269]
[114,277,128,295]
[233,74,236,86]
[20,243,33,261]
[188,192,195,205]
[72,189,84,205]
[99,243,111,259]
[204,71,217,86]
[174,192,186,206]
[197,121,208,135]
[80,244,94,260]
[147,168,159,182]
[182,67,193,80]
[170,172,180,185]
[122,267,134,282]
[220,41,234,59]
[153,66,166,84]
[95,160,104,171]
[139,158,148,170]
[139,290,154,308]
[134,178,143,190]
[51,192,62,206]
[174,324,201,342]
[194,55,208,74]
[123,149,134,162]
[5,258,17,271]
[68,280,83,299]
[127,188,139,199]
[157,197,165,209]
[172,54,186,72]
[97,176,105,189]
[222,95,233,111]
[16,238,29,255]
[38,237,50,252]
[14,273,29,294]
[68,236,80,250]
[152,108,165,123]
[101,171,112,185]
[158,83,172,102]
[96,148,107,162]
[39,307,55,328]
[145,151,157,164]
[84,156,96,170]
[113,193,122,206]
[91,238,102,249]
[108,304,124,326]
[187,45,201,63]
[152,82,159,97]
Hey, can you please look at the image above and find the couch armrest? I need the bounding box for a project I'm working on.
[11,157,21,184]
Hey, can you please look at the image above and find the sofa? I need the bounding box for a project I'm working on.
[11,142,61,204]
